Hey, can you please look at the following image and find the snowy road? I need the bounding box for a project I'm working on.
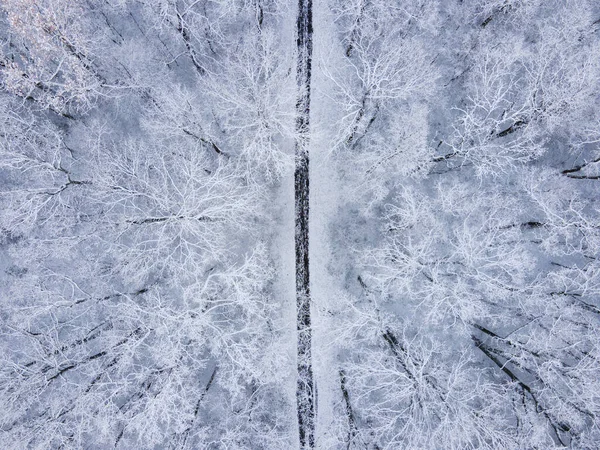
[294,0,315,448]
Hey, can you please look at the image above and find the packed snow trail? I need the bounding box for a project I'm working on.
[294,0,315,447]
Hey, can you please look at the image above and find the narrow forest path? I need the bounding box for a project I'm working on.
[294,0,315,448]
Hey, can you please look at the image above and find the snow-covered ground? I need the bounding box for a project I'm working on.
[270,167,299,446]
[310,2,348,446]
[268,3,304,447]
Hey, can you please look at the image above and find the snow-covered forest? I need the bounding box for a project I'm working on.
[1,0,599,448]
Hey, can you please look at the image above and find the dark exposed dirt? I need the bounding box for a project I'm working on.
[294,0,315,447]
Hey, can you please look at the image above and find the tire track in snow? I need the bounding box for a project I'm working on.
[295,0,315,447]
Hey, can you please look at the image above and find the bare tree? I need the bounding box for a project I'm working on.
[0,0,296,447]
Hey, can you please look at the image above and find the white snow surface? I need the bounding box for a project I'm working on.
[310,2,348,446]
